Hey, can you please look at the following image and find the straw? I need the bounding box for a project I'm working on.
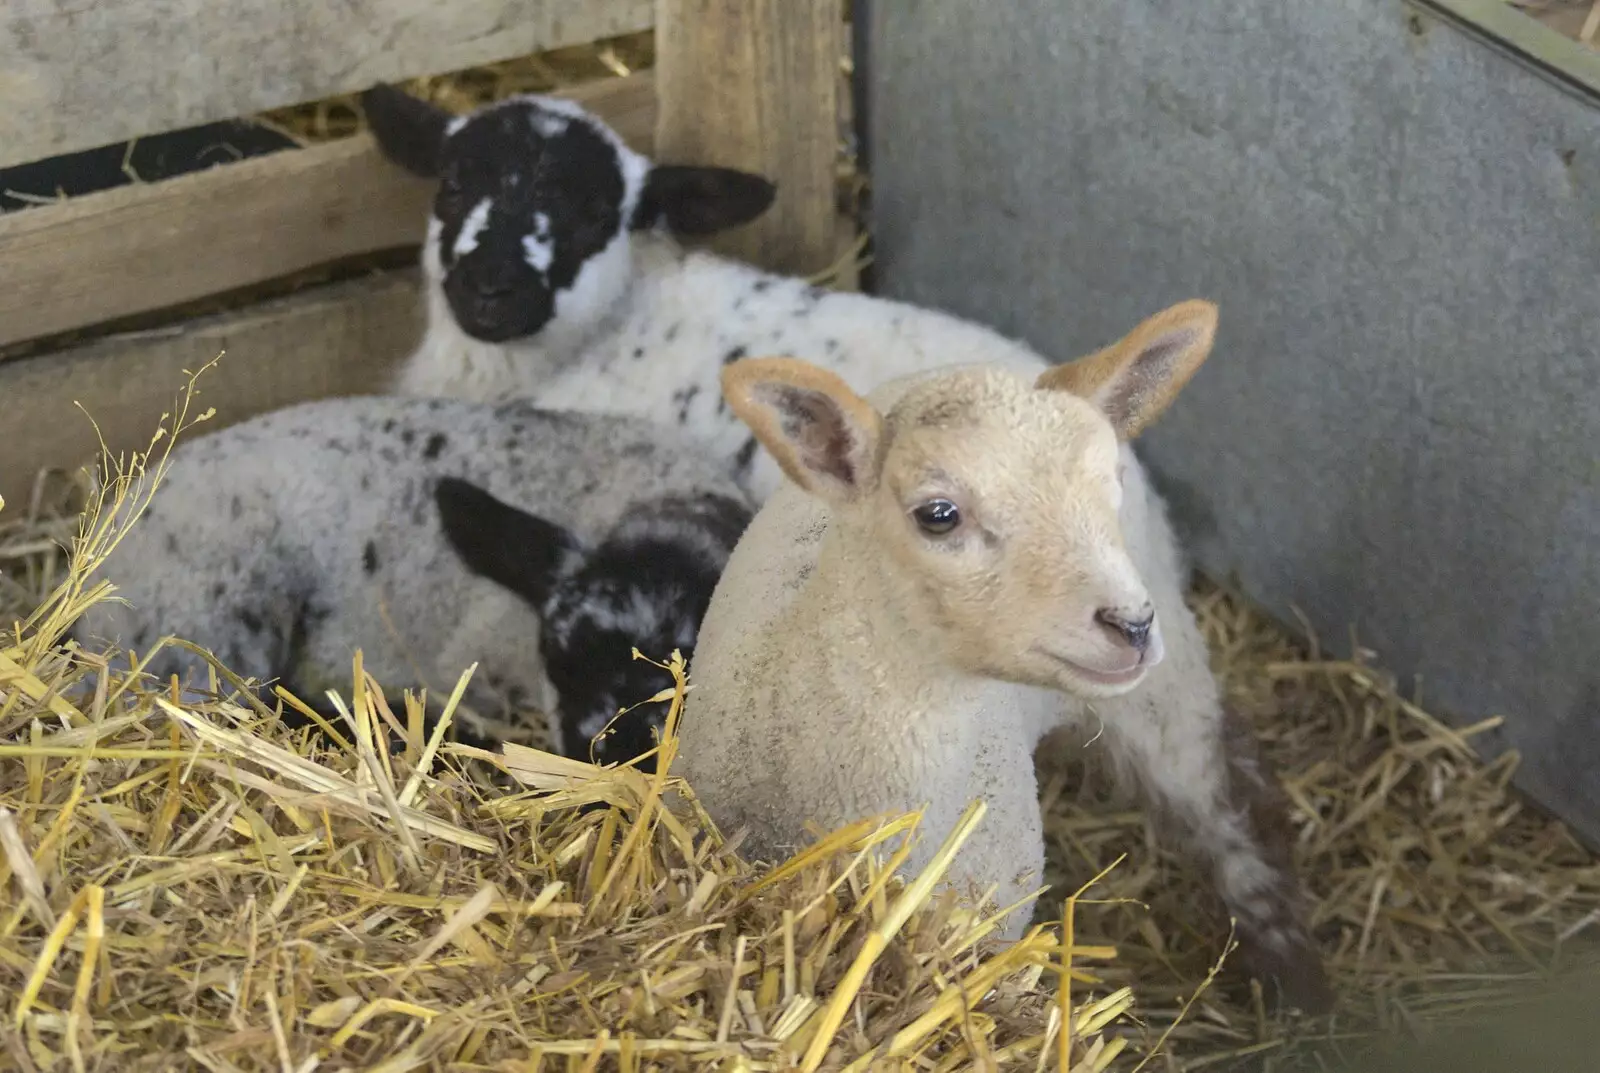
[0,367,1139,1070]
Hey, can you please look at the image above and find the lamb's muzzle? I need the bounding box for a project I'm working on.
[1095,605,1155,652]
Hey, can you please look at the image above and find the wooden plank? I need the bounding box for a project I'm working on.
[1510,1,1598,43]
[0,0,655,171]
[653,0,842,276]
[1409,0,1600,99]
[0,73,657,354]
[0,272,423,509]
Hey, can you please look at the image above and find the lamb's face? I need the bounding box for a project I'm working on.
[434,476,748,772]
[868,373,1161,698]
[425,98,647,344]
[719,301,1219,703]
[538,564,706,770]
[362,84,777,348]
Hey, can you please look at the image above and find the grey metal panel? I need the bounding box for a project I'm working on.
[865,0,1600,840]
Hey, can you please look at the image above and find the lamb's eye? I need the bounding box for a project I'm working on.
[911,499,961,536]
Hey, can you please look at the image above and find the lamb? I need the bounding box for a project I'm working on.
[361,84,1046,503]
[72,395,752,764]
[678,303,1334,1014]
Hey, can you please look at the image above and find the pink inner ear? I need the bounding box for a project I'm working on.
[756,384,858,486]
[1104,361,1160,430]
[1104,325,1207,432]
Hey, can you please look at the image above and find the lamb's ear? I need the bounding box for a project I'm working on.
[632,165,777,235]
[435,478,583,610]
[362,84,452,178]
[721,358,884,503]
[1035,300,1219,439]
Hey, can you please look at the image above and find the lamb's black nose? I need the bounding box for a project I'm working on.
[1095,606,1155,652]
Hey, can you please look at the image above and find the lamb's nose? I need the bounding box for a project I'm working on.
[1095,606,1155,651]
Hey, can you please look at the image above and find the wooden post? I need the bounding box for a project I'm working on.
[653,0,842,277]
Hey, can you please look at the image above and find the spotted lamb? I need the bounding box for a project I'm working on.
[72,396,751,763]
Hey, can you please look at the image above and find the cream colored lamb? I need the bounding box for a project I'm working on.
[679,301,1333,1013]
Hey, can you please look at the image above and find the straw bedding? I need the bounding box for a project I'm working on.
[0,389,1140,1072]
[6,372,1600,1073]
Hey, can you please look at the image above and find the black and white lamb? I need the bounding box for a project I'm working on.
[71,396,752,765]
[361,83,1045,503]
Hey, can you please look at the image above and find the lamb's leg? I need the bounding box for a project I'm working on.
[1092,675,1332,1013]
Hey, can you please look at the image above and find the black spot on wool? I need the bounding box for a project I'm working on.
[672,384,700,424]
[363,541,379,574]
[734,436,760,472]
[423,432,448,460]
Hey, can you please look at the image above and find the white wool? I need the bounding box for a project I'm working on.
[530,110,570,138]
[453,198,493,258]
[523,235,554,273]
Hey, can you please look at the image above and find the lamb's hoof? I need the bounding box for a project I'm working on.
[1235,933,1335,1016]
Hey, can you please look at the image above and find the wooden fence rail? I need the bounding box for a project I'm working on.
[0,0,654,170]
[0,73,656,353]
